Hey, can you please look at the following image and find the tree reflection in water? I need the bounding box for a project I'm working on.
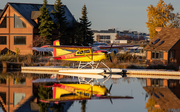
[80,100,87,112]
[145,96,167,112]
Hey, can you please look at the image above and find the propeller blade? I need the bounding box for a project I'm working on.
[108,44,113,51]
[108,54,113,63]
[145,93,148,101]
[91,86,93,96]
[109,83,113,93]
[109,97,113,104]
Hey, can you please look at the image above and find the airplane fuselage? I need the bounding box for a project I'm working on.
[54,50,107,62]
[53,83,108,99]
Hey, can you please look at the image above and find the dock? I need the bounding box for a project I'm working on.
[21,66,180,78]
[21,66,123,79]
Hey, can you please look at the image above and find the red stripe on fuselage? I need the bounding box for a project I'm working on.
[54,53,101,60]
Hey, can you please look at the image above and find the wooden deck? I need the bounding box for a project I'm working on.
[21,66,122,78]
[21,66,180,79]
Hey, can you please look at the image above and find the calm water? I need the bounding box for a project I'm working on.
[67,78,147,112]
[0,71,180,112]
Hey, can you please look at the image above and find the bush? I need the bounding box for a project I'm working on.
[166,63,179,71]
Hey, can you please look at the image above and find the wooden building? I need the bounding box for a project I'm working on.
[0,2,75,55]
[144,28,180,66]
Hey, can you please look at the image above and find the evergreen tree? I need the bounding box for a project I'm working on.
[38,84,52,112]
[79,5,93,45]
[39,0,54,44]
[51,0,69,45]
[146,0,180,39]
[72,20,83,45]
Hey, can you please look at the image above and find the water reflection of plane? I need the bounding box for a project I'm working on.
[143,78,180,110]
[40,83,133,104]
[48,101,74,112]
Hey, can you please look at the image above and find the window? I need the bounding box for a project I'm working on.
[151,51,163,59]
[151,52,155,59]
[76,50,84,55]
[14,93,26,106]
[160,52,163,59]
[170,51,174,59]
[14,14,26,28]
[84,50,90,53]
[0,78,6,84]
[100,35,111,39]
[0,92,6,104]
[156,53,159,58]
[14,78,26,85]
[151,79,163,87]
[0,36,7,45]
[14,36,26,45]
[0,15,7,28]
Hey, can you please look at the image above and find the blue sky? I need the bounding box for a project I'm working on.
[0,0,180,33]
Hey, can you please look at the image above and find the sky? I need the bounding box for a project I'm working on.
[0,0,180,33]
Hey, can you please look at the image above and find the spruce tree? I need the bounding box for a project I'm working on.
[79,5,93,45]
[39,0,54,44]
[72,20,83,45]
[38,84,52,112]
[51,0,69,45]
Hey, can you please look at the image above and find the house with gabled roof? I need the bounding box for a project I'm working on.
[144,28,180,66]
[0,2,75,54]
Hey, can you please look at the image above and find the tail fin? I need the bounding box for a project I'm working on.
[53,40,71,57]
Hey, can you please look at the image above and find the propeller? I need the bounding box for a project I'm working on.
[107,83,113,104]
[108,44,113,52]
[109,83,113,93]
[108,54,113,63]
[107,44,114,63]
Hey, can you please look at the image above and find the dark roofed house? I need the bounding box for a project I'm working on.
[0,2,75,54]
[144,28,180,66]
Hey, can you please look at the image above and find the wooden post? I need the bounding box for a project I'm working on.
[2,61,7,68]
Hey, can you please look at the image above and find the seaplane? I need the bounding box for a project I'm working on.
[32,40,133,84]
[32,40,133,71]
[40,83,133,104]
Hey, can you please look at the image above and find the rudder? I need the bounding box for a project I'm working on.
[53,40,71,57]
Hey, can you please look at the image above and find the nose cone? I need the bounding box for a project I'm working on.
[100,50,108,53]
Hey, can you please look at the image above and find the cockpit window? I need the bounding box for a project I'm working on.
[84,50,90,53]
[76,50,84,55]
[80,51,83,54]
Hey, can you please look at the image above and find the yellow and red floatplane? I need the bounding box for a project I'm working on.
[40,83,133,104]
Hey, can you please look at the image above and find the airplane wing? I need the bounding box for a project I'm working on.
[40,95,133,103]
[42,45,91,50]
[98,45,134,49]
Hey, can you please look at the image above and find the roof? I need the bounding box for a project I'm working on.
[144,28,180,51]
[143,86,180,109]
[1,2,75,27]
[0,9,3,14]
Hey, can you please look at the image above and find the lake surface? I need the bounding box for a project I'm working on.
[0,71,180,112]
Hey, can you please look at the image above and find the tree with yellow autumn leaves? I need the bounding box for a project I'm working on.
[146,0,180,39]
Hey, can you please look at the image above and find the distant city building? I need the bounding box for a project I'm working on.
[93,28,149,44]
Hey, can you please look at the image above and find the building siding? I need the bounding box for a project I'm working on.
[0,5,33,54]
